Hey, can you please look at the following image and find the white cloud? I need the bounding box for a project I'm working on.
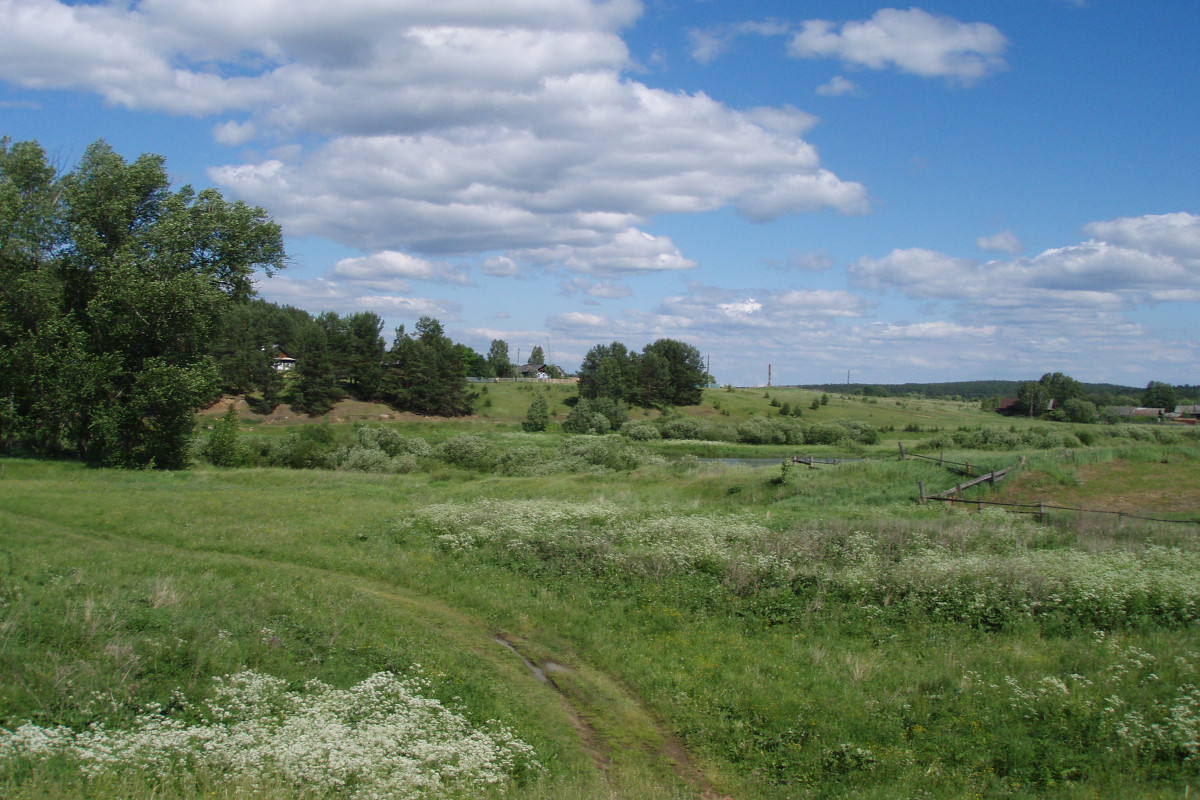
[1,0,868,274]
[482,256,522,277]
[213,120,257,145]
[547,311,611,331]
[1083,212,1200,261]
[850,213,1200,333]
[788,251,836,272]
[816,75,858,97]
[977,230,1024,254]
[333,251,472,287]
[502,228,698,276]
[718,298,762,317]
[208,76,866,258]
[787,8,1007,84]
[687,28,730,64]
[560,277,633,299]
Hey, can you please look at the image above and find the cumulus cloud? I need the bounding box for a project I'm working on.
[502,228,698,276]
[333,251,472,289]
[977,230,1024,254]
[816,75,858,97]
[1083,212,1200,261]
[0,0,867,274]
[850,212,1200,331]
[787,8,1007,84]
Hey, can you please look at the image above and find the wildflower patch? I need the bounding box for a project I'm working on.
[0,671,543,799]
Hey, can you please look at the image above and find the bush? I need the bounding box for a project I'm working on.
[620,421,661,441]
[338,445,401,474]
[203,405,245,467]
[736,417,786,445]
[659,416,704,440]
[435,434,498,471]
[558,435,644,471]
[802,423,849,446]
[522,394,549,432]
[265,423,338,469]
[833,419,879,445]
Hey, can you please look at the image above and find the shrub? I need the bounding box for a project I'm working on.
[338,445,400,474]
[265,423,338,469]
[833,419,879,445]
[435,434,498,471]
[737,417,785,445]
[522,394,549,432]
[802,423,849,446]
[659,415,704,440]
[620,421,661,441]
[204,404,245,467]
[558,435,644,471]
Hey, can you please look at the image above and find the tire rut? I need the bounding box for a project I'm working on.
[2,507,732,799]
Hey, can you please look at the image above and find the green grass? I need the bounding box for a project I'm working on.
[3,423,1200,798]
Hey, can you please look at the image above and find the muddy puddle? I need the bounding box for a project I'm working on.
[494,636,570,683]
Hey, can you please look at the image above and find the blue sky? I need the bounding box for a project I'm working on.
[2,0,1198,387]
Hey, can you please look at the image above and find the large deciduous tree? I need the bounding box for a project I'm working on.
[487,338,512,378]
[1141,381,1177,411]
[0,138,284,468]
[577,338,704,409]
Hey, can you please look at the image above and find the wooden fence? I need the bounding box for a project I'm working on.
[901,443,1198,529]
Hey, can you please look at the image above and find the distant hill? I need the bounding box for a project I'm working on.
[791,380,1152,402]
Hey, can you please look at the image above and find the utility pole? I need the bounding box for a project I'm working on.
[768,364,772,387]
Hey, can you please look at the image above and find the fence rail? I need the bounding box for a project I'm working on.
[927,496,1200,528]
[906,444,1198,529]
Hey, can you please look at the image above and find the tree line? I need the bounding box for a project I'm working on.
[0,137,498,466]
[212,301,481,418]
[1008,373,1189,423]
[2,136,714,468]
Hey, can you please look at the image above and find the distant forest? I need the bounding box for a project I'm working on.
[793,380,1200,406]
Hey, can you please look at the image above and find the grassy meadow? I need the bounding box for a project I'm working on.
[3,385,1199,799]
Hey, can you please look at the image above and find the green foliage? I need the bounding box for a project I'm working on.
[380,317,474,417]
[577,338,704,409]
[435,433,498,471]
[487,339,513,379]
[1061,397,1098,423]
[203,404,244,467]
[618,421,661,441]
[522,394,549,432]
[0,138,284,467]
[1142,380,1178,410]
[561,399,614,435]
[1017,380,1051,417]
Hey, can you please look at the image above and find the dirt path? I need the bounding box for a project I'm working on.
[3,507,732,800]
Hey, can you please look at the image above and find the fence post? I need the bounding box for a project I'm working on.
[899,442,906,460]
[918,481,926,505]
[965,460,971,476]
[940,452,944,467]
[1039,501,1046,524]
